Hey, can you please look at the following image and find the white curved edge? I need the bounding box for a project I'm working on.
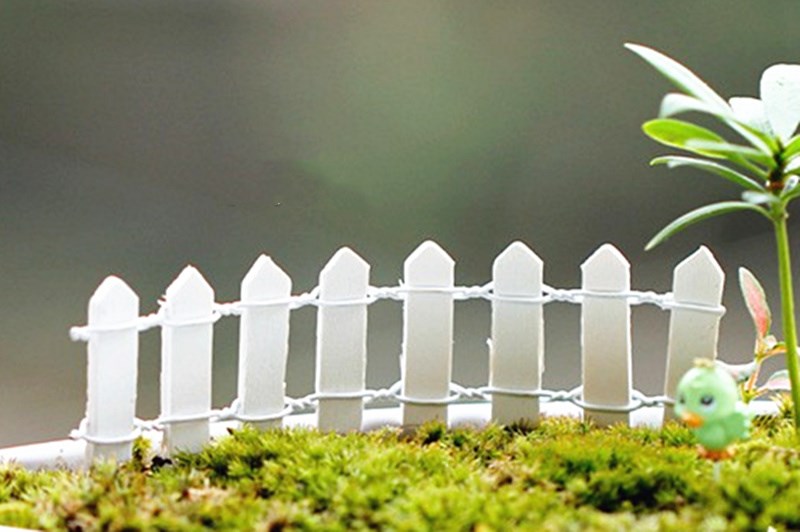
[0,438,87,470]
[0,400,778,470]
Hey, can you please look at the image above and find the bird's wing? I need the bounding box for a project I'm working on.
[725,408,750,440]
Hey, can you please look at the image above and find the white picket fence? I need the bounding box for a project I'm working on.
[60,240,726,463]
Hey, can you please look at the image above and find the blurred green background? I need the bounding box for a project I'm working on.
[1,1,799,447]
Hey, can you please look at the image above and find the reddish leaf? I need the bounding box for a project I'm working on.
[760,369,791,392]
[739,267,771,339]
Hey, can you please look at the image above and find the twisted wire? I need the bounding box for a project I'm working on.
[68,282,724,341]
[69,381,675,444]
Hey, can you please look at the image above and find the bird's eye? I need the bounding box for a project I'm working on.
[678,394,686,405]
[700,395,715,407]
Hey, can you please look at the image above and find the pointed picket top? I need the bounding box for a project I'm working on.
[581,242,632,427]
[164,265,214,317]
[663,245,726,424]
[404,240,455,286]
[238,254,292,430]
[581,243,630,291]
[85,275,140,462]
[161,264,214,453]
[402,240,455,427]
[672,246,725,304]
[242,255,291,300]
[490,241,545,425]
[89,276,139,325]
[493,241,543,295]
[319,247,370,300]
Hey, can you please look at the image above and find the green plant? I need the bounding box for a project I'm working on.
[627,43,800,433]
[737,267,791,403]
[5,420,800,530]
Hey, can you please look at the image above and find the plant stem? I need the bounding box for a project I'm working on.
[774,211,800,432]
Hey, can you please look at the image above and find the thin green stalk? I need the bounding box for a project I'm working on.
[774,210,800,432]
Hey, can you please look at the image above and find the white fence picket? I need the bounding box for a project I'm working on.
[489,242,544,425]
[401,241,455,427]
[237,255,292,430]
[160,266,215,454]
[84,276,139,462]
[315,248,370,432]
[581,244,632,427]
[663,246,725,423]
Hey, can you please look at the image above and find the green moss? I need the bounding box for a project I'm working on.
[2,417,800,530]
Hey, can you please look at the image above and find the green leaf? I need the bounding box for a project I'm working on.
[627,44,777,155]
[685,140,775,168]
[727,120,779,156]
[658,94,776,154]
[645,201,769,250]
[727,120,778,157]
[781,188,800,204]
[650,156,765,192]
[742,191,779,206]
[781,177,800,203]
[786,157,800,175]
[783,135,800,160]
[738,267,771,340]
[659,93,732,120]
[625,43,730,113]
[642,119,727,158]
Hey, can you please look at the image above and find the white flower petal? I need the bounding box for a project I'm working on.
[760,64,800,142]
[729,97,773,136]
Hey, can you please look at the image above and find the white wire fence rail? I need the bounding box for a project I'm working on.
[19,240,731,464]
[69,281,724,341]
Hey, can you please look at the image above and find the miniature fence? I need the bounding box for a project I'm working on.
[66,240,726,463]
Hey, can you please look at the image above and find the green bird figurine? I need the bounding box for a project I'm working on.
[674,359,751,460]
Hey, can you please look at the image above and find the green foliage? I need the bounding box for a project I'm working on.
[645,201,768,251]
[628,43,800,432]
[625,42,797,244]
[624,44,730,114]
[642,119,729,158]
[650,156,765,191]
[2,419,800,530]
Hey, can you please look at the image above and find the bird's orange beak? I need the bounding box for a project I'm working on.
[680,411,704,428]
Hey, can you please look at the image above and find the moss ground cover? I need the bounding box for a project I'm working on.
[2,416,800,530]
